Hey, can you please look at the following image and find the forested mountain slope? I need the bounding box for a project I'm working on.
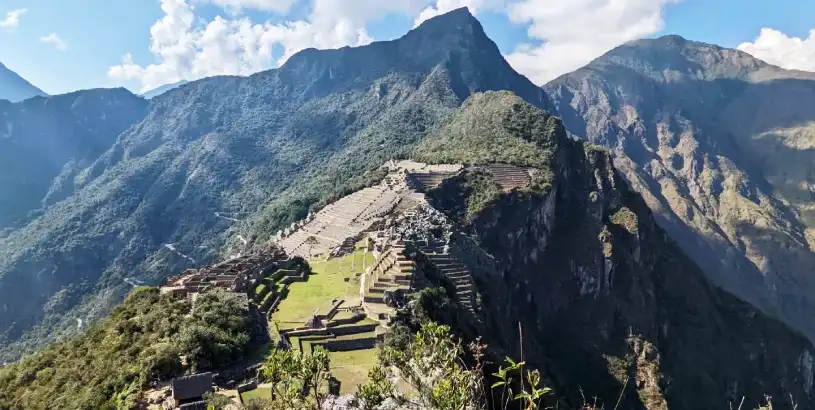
[3,90,813,410]
[0,7,547,361]
[543,35,815,342]
[0,88,147,230]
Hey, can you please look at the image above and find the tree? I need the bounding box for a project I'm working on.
[258,346,332,410]
[304,236,319,259]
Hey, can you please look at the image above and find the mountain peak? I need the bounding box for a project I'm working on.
[408,6,484,41]
[560,33,797,83]
[275,7,548,108]
[0,62,47,103]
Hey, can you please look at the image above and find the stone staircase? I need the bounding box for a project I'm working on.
[364,243,414,303]
[421,245,479,320]
[362,243,417,322]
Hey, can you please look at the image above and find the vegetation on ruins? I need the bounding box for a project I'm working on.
[426,169,504,224]
[0,288,254,410]
[220,312,552,410]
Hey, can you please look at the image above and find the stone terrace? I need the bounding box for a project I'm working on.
[362,241,416,322]
[160,250,286,299]
[277,186,402,258]
[479,164,535,191]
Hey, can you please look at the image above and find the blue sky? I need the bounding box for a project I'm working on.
[1,0,813,95]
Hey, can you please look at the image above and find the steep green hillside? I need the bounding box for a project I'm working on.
[0,288,252,410]
[544,35,815,344]
[0,8,547,361]
[3,91,813,410]
[0,88,147,230]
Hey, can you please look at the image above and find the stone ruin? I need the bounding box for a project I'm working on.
[160,248,288,300]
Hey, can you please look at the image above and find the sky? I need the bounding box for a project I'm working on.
[1,0,814,95]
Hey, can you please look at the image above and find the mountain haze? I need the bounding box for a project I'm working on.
[141,80,189,99]
[0,7,548,361]
[544,35,815,342]
[0,89,147,231]
[0,63,47,102]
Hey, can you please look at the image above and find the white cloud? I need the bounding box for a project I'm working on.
[111,0,685,92]
[0,8,27,29]
[40,33,68,51]
[738,28,815,72]
[109,0,440,92]
[505,0,680,85]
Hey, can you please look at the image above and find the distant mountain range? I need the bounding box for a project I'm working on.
[141,80,189,99]
[0,8,815,409]
[0,62,47,102]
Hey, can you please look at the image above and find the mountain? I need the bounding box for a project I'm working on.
[2,90,813,410]
[543,35,815,343]
[0,88,148,231]
[417,91,815,409]
[141,80,189,99]
[0,7,548,361]
[0,63,47,102]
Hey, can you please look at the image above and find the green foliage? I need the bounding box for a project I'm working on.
[255,346,333,410]
[413,91,560,188]
[0,288,252,410]
[352,366,395,410]
[491,358,552,410]
[427,169,504,224]
[355,320,553,410]
[204,391,234,410]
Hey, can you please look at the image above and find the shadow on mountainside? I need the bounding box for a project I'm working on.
[547,73,815,344]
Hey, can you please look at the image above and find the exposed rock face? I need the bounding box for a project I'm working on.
[423,93,815,410]
[543,35,815,343]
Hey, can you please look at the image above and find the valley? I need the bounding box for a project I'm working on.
[0,6,814,410]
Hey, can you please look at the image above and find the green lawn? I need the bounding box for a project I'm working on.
[240,387,272,403]
[269,246,381,393]
[272,249,372,326]
[330,347,379,394]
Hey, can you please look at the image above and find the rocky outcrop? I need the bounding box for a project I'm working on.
[424,95,815,409]
[543,35,815,345]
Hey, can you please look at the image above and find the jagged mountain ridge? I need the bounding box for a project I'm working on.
[543,35,815,342]
[0,7,549,361]
[0,63,47,103]
[2,89,813,410]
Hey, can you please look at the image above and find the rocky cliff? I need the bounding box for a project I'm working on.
[543,35,815,345]
[423,92,815,410]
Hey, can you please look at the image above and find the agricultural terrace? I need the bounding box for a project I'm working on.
[270,241,379,393]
